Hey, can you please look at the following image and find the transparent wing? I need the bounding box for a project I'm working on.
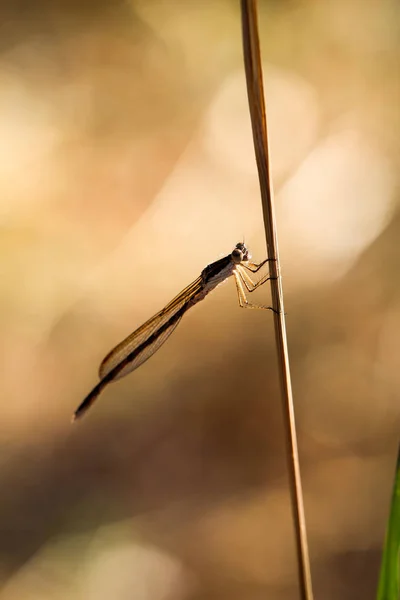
[99,275,203,380]
[106,314,184,381]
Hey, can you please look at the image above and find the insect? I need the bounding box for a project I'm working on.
[73,242,274,421]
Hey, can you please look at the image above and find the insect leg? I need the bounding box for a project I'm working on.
[234,271,278,313]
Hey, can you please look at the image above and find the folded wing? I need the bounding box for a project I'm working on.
[98,275,203,380]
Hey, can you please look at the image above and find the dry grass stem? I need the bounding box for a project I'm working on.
[240,2,314,599]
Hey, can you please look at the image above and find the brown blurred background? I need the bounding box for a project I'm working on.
[0,1,399,599]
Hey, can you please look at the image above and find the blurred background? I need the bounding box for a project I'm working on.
[0,1,399,598]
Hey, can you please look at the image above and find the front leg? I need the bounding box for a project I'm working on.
[242,257,276,273]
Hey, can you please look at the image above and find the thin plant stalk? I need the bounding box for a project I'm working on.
[240,2,314,599]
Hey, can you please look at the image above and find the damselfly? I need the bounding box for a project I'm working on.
[73,242,274,421]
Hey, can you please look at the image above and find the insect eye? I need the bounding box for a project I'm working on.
[232,249,243,263]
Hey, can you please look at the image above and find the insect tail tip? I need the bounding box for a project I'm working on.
[71,412,79,424]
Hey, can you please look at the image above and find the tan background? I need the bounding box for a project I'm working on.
[0,1,399,599]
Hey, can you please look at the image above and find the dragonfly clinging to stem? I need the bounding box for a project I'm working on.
[73,242,275,421]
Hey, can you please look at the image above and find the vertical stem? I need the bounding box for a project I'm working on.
[240,2,314,599]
